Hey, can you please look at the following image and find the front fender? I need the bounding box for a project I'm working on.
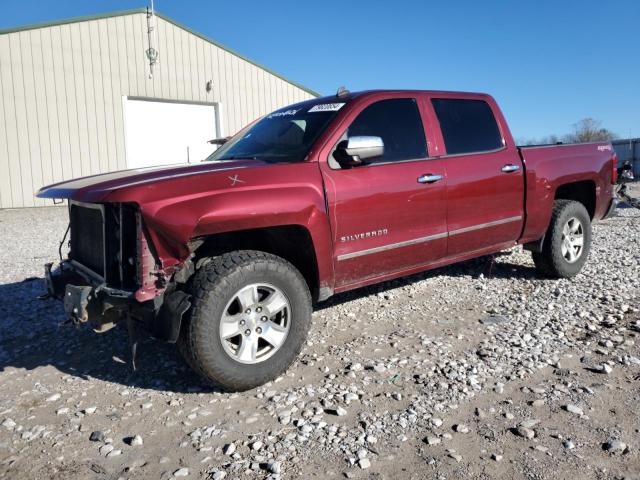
[105,162,335,292]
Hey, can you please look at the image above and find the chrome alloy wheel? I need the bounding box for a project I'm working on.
[219,283,291,364]
[561,217,584,263]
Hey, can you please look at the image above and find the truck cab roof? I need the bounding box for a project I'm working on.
[307,89,494,104]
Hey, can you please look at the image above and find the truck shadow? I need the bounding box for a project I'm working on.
[317,252,539,310]
[0,277,217,394]
[0,253,536,392]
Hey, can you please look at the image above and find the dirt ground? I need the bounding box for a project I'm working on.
[0,185,639,480]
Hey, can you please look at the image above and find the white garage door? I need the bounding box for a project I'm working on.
[123,98,220,169]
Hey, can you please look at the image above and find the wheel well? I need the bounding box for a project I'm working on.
[554,180,596,218]
[191,225,319,299]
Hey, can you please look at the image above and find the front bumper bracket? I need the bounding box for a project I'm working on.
[63,284,94,324]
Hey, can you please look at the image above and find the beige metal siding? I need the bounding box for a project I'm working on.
[0,12,316,208]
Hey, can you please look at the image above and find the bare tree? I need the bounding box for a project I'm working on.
[564,118,618,143]
[516,134,561,146]
[541,134,561,145]
[518,119,618,146]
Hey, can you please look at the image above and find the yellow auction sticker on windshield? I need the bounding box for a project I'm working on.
[308,103,345,113]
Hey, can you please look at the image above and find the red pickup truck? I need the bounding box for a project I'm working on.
[38,90,618,390]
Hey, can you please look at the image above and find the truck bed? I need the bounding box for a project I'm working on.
[517,141,616,245]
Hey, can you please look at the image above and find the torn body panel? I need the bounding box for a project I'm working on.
[37,161,331,343]
[38,160,334,296]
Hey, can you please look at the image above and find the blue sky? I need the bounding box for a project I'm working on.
[1,0,638,140]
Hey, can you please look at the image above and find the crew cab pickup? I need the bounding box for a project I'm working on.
[37,90,618,390]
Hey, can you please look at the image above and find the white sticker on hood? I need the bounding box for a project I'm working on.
[308,103,345,113]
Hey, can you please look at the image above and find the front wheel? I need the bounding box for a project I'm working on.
[532,199,592,278]
[178,251,312,391]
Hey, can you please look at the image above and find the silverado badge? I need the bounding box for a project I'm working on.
[340,229,389,243]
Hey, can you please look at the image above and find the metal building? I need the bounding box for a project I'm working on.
[0,9,319,208]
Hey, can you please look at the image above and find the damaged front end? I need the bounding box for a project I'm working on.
[45,201,193,350]
[45,261,136,331]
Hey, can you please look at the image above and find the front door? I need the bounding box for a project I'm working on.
[320,97,448,287]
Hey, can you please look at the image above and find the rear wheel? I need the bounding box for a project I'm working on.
[532,200,592,278]
[178,251,312,391]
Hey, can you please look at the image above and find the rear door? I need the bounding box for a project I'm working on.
[429,97,524,256]
[320,96,447,287]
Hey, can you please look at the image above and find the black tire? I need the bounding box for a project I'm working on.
[532,200,592,278]
[177,250,312,391]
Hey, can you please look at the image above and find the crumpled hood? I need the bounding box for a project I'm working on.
[36,158,326,270]
[36,160,262,203]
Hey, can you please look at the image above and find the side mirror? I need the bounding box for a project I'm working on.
[335,136,384,167]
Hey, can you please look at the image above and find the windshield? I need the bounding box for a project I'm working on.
[205,101,346,163]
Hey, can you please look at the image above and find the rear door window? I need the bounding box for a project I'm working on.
[431,99,503,155]
[339,98,427,164]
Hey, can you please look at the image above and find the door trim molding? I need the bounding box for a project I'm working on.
[336,215,522,261]
[448,215,522,236]
[337,232,447,261]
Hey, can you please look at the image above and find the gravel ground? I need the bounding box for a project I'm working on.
[1,187,639,480]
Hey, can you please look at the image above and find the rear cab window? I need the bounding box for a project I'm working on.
[431,98,504,155]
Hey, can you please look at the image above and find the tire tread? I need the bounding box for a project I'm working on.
[532,200,591,278]
[178,250,311,391]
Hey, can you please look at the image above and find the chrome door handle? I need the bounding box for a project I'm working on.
[418,174,443,184]
[501,164,520,173]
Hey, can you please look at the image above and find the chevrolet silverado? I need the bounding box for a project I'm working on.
[37,89,618,390]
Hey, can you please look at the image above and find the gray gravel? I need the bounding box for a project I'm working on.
[1,188,639,479]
